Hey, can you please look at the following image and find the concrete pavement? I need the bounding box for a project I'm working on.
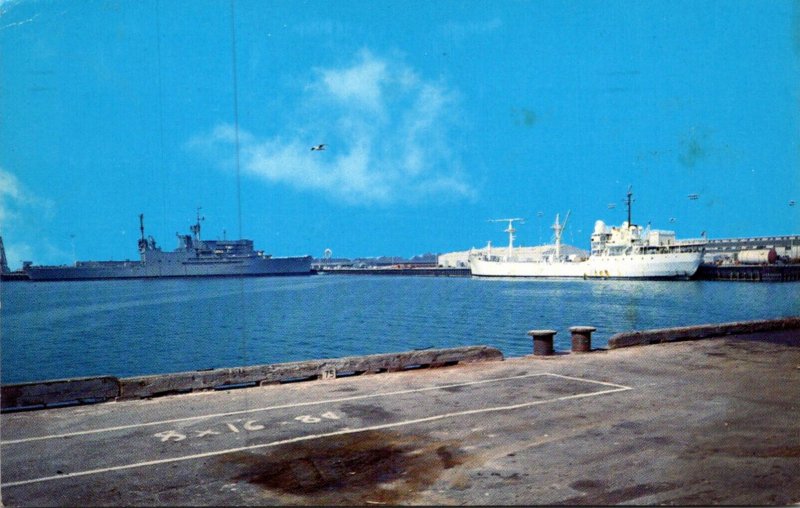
[2,329,799,505]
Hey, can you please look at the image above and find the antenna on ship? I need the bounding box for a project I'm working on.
[138,213,148,253]
[625,185,634,228]
[190,207,205,241]
[489,218,524,260]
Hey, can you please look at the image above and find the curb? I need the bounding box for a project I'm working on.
[1,345,503,411]
[608,317,800,349]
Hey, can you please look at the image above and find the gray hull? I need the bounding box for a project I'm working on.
[24,255,312,281]
[20,213,314,281]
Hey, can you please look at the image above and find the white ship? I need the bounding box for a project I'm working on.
[469,189,706,279]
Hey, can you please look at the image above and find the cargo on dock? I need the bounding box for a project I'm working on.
[693,263,800,282]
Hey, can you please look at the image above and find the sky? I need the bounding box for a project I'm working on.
[1,0,798,268]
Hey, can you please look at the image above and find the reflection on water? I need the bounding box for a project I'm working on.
[2,276,798,383]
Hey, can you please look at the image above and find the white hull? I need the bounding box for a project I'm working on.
[470,251,703,279]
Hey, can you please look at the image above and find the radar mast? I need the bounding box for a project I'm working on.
[190,207,205,241]
[625,185,634,228]
[138,214,147,253]
[489,218,524,260]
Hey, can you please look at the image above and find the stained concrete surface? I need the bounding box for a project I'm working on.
[2,330,798,506]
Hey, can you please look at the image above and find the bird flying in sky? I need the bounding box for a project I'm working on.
[310,144,326,151]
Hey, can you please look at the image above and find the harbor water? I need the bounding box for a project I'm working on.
[2,275,798,384]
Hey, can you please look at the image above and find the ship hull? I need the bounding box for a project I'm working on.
[469,251,703,280]
[24,256,313,281]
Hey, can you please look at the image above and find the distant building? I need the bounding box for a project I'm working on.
[702,235,800,263]
[438,244,589,268]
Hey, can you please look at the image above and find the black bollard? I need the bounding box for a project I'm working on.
[569,326,597,353]
[528,329,557,356]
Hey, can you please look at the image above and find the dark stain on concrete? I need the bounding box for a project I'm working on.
[612,420,644,432]
[695,444,800,459]
[570,479,608,492]
[557,482,675,505]
[643,435,673,446]
[440,385,464,393]
[219,430,467,504]
[436,445,461,469]
[338,403,397,422]
[728,332,800,348]
[543,381,591,396]
[761,446,800,458]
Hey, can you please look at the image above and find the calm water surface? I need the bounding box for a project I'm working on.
[2,275,798,383]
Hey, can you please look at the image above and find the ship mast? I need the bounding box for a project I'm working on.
[190,207,205,241]
[551,210,570,260]
[489,218,524,260]
[138,213,147,254]
[625,185,633,227]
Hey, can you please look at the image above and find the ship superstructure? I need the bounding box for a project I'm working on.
[22,211,312,281]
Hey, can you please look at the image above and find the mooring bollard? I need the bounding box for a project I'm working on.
[569,326,596,353]
[528,329,557,356]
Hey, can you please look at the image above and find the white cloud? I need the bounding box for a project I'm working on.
[318,52,388,112]
[0,167,54,269]
[0,167,24,225]
[0,167,53,225]
[190,50,475,206]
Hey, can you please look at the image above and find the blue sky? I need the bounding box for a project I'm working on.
[1,0,798,268]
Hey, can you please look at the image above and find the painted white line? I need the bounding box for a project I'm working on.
[2,373,552,445]
[1,383,631,488]
[544,373,631,390]
[1,373,630,446]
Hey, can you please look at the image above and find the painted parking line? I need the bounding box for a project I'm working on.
[2,373,632,488]
[1,373,628,446]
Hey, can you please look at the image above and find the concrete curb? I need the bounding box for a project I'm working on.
[118,345,503,399]
[608,317,800,349]
[1,345,503,411]
[0,376,120,410]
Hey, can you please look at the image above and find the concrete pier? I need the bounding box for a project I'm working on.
[1,346,502,411]
[2,320,799,506]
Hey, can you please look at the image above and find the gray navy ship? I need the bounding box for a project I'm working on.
[15,212,312,281]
